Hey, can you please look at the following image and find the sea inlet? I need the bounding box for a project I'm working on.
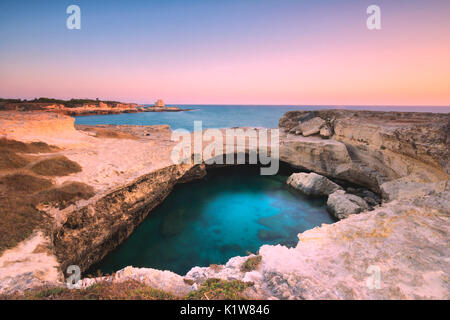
[89,165,335,276]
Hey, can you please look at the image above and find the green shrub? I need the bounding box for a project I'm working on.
[186,278,252,300]
[241,255,262,272]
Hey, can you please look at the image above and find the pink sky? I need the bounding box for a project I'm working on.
[1,0,449,106]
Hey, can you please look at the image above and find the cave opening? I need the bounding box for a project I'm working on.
[87,163,336,276]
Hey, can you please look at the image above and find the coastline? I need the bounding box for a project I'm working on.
[0,109,448,299]
[0,99,194,117]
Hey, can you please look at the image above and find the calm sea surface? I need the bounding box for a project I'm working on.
[89,166,335,276]
[75,105,450,131]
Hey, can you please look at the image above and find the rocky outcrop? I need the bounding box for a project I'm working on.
[380,178,448,202]
[53,164,206,273]
[78,266,194,296]
[298,117,326,136]
[1,109,449,300]
[279,110,450,193]
[0,111,84,143]
[0,100,190,116]
[176,184,449,300]
[326,190,370,220]
[287,172,342,196]
[0,232,61,295]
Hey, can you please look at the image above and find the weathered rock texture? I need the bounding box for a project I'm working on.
[326,190,370,220]
[279,110,449,192]
[0,112,84,143]
[54,164,206,273]
[287,172,342,196]
[1,109,449,300]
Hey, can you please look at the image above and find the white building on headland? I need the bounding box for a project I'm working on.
[155,99,165,108]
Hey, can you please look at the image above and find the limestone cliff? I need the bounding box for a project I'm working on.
[0,110,449,299]
[53,164,206,273]
[279,110,449,193]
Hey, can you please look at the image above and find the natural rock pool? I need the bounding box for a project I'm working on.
[89,166,336,276]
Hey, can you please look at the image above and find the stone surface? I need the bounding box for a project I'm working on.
[299,117,326,136]
[287,172,342,196]
[78,266,194,296]
[0,232,61,295]
[279,110,449,192]
[0,109,449,300]
[288,124,302,135]
[327,190,370,220]
[380,177,448,202]
[319,125,332,138]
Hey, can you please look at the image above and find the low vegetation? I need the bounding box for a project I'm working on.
[0,150,30,170]
[0,138,58,154]
[30,156,82,176]
[240,255,262,272]
[36,182,95,209]
[186,278,253,300]
[1,279,254,300]
[85,127,137,140]
[0,195,45,253]
[0,98,123,109]
[2,280,177,300]
[0,173,54,193]
[0,138,91,253]
[0,174,95,253]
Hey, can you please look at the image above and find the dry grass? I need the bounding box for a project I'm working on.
[94,128,137,140]
[0,138,90,253]
[1,278,253,300]
[0,173,53,252]
[0,150,30,170]
[0,172,94,253]
[0,138,58,153]
[30,156,82,176]
[36,182,94,209]
[80,127,137,140]
[0,173,53,193]
[0,196,44,253]
[2,280,177,300]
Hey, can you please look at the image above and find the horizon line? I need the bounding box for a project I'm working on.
[1,97,449,108]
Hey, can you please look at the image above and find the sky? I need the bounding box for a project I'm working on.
[0,0,449,106]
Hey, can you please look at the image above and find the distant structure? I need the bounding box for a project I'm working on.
[155,99,165,108]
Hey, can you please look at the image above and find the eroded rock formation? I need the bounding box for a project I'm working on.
[326,190,370,220]
[0,109,449,299]
[287,172,342,196]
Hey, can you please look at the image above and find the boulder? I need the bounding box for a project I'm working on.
[327,190,370,220]
[299,117,326,136]
[319,125,332,139]
[288,124,302,135]
[287,172,342,196]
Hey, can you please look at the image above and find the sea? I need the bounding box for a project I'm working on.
[74,105,450,131]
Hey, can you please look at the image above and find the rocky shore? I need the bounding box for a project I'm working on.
[0,100,191,116]
[0,109,448,299]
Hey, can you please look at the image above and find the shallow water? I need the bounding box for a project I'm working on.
[90,166,335,276]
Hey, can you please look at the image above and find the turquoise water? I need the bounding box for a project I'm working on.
[90,166,335,276]
[75,105,450,131]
